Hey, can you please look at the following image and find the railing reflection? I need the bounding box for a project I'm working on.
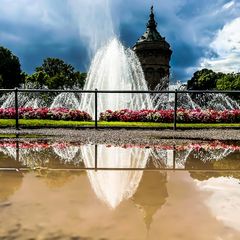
[0,138,239,171]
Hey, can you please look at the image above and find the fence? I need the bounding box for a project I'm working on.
[0,88,240,130]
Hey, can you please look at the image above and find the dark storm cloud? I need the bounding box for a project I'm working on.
[115,0,240,80]
[0,0,239,80]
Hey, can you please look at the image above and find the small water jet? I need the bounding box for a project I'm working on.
[50,93,80,109]
[0,92,47,109]
[194,93,240,110]
[152,81,200,110]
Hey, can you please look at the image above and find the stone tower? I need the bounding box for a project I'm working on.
[133,6,172,90]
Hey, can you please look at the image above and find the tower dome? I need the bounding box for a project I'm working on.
[133,6,172,90]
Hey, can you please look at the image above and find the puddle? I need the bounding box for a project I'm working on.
[0,139,240,239]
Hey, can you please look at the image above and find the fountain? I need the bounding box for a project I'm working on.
[79,37,153,116]
[0,1,239,113]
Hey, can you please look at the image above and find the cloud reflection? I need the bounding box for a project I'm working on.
[195,177,240,232]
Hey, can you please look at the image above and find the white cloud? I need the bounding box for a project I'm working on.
[200,17,240,73]
[211,17,240,55]
[222,0,235,10]
[200,53,240,73]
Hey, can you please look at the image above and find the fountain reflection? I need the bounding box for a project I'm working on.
[81,144,150,208]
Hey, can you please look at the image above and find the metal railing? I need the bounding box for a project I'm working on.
[0,88,239,130]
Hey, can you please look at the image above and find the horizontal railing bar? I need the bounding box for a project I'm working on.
[19,89,96,93]
[176,90,240,94]
[0,89,240,94]
[94,90,175,94]
[93,90,240,94]
[0,89,15,92]
[1,167,240,172]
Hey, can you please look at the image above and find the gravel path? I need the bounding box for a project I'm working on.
[0,128,239,144]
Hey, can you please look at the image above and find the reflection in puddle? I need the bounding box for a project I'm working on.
[132,171,168,230]
[0,139,240,239]
[52,144,80,162]
[0,171,23,202]
[82,145,149,208]
[0,140,239,170]
[196,177,240,232]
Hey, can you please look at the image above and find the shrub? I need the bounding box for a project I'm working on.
[0,108,92,121]
[100,109,240,123]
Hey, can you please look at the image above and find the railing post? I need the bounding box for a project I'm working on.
[95,144,98,171]
[14,88,19,130]
[173,144,176,170]
[173,89,177,131]
[95,88,98,129]
[16,134,19,163]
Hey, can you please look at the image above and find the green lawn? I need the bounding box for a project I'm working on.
[0,119,239,129]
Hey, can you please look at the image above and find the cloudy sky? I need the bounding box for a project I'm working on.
[0,0,240,81]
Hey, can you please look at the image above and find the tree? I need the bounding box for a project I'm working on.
[35,58,86,89]
[232,74,240,90]
[74,71,87,89]
[187,69,240,100]
[216,73,240,99]
[216,73,240,91]
[0,46,23,88]
[187,69,220,90]
[216,74,234,90]
[25,71,49,88]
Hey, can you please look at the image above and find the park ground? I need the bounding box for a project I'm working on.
[0,128,239,144]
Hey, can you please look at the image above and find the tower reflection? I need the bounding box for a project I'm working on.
[132,171,168,230]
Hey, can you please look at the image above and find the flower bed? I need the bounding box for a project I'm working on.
[100,109,240,123]
[0,108,92,121]
[0,108,240,123]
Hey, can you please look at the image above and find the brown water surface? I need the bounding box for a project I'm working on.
[0,139,240,239]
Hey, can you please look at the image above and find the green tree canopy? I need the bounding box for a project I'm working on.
[25,71,49,88]
[187,68,240,91]
[187,69,222,90]
[216,73,240,91]
[33,58,86,89]
[0,46,23,88]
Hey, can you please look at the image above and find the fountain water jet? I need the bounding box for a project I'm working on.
[79,38,153,117]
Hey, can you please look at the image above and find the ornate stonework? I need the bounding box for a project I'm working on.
[133,6,172,90]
